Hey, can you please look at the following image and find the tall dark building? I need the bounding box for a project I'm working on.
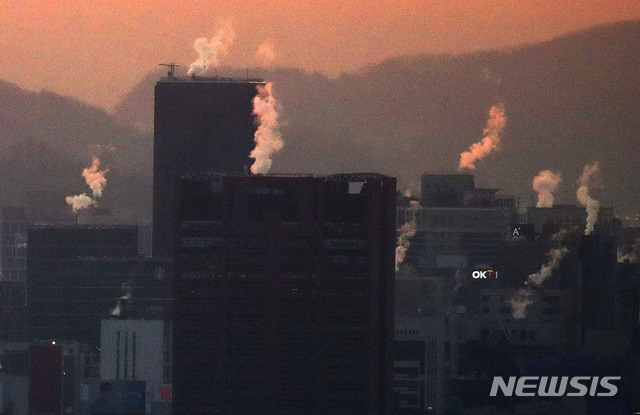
[420,174,475,208]
[173,173,396,415]
[153,77,265,257]
[580,233,619,332]
[0,280,26,340]
[1,206,27,281]
[26,225,172,346]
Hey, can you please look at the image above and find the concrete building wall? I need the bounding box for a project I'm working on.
[100,319,167,413]
[395,316,451,414]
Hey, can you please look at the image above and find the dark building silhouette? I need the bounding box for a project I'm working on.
[580,233,619,332]
[29,343,64,414]
[420,174,475,208]
[173,173,396,415]
[1,206,27,281]
[526,204,616,237]
[398,174,516,273]
[25,191,77,224]
[26,225,172,346]
[153,77,265,257]
[0,280,26,341]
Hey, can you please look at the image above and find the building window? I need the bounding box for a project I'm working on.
[124,331,129,380]
[132,331,136,380]
[116,331,120,379]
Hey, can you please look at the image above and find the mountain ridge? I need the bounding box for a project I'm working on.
[1,19,639,222]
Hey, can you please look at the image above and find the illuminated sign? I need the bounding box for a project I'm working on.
[472,269,497,279]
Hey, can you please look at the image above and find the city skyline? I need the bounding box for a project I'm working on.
[0,4,639,413]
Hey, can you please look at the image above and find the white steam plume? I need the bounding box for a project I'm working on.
[509,228,571,319]
[255,40,276,66]
[509,288,534,319]
[576,162,601,235]
[110,282,133,317]
[82,157,108,198]
[65,157,109,212]
[618,238,640,263]
[527,247,568,286]
[65,194,96,212]
[551,225,577,242]
[453,268,463,293]
[187,20,235,76]
[395,201,420,271]
[458,104,506,171]
[250,83,283,174]
[66,157,109,212]
[533,170,562,208]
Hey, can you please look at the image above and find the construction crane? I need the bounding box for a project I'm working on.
[159,63,180,78]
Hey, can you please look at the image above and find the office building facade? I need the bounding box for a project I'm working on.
[1,207,27,281]
[153,77,265,257]
[26,225,172,347]
[173,173,396,415]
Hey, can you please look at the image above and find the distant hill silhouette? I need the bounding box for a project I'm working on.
[0,81,152,222]
[114,20,640,218]
[1,20,639,224]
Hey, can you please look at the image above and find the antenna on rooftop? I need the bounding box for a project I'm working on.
[159,63,180,78]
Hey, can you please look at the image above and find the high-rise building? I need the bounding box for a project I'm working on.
[397,174,516,273]
[526,204,616,237]
[1,206,27,281]
[0,281,26,341]
[153,77,265,257]
[26,225,172,346]
[394,276,454,415]
[173,172,396,415]
[420,174,475,208]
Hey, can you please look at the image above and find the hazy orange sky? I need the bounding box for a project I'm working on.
[1,0,639,110]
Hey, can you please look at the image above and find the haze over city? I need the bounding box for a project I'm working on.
[1,3,640,413]
[1,0,639,108]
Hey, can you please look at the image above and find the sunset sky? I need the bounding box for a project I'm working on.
[1,0,639,109]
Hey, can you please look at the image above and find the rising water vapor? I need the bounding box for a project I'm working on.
[65,194,96,212]
[187,20,235,76]
[618,238,640,263]
[66,157,109,212]
[527,247,569,286]
[576,162,601,235]
[508,227,572,319]
[255,40,276,66]
[509,288,534,320]
[459,104,506,170]
[82,157,109,198]
[533,170,562,208]
[395,201,420,271]
[250,83,283,174]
